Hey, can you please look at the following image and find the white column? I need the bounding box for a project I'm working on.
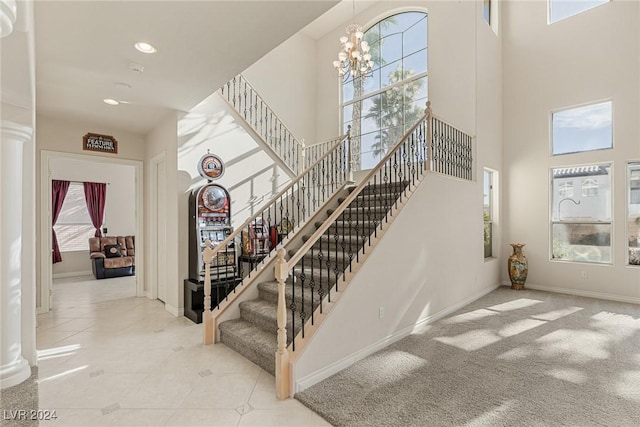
[0,120,33,389]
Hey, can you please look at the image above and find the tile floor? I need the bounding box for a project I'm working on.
[36,276,330,426]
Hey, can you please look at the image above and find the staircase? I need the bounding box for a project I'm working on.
[218,181,408,374]
[203,101,474,398]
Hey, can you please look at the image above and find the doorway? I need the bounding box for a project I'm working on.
[39,151,144,313]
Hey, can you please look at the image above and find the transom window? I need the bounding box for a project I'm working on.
[548,0,610,24]
[552,100,612,155]
[341,11,428,170]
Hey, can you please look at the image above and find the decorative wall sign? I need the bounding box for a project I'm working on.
[197,153,225,180]
[83,133,118,154]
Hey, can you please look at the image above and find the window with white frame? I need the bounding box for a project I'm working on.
[483,169,494,258]
[54,183,96,252]
[483,0,491,25]
[552,100,612,155]
[551,164,611,264]
[548,0,610,24]
[341,11,428,170]
[628,162,640,266]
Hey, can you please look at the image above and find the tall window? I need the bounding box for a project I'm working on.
[551,164,611,264]
[483,169,494,258]
[552,100,612,155]
[483,0,491,25]
[54,183,96,252]
[628,162,640,266]
[548,0,610,24]
[341,12,428,170]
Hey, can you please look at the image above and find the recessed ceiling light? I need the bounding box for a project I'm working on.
[134,42,157,54]
[103,98,119,105]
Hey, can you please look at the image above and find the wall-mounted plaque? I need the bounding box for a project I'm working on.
[197,153,225,180]
[83,133,118,154]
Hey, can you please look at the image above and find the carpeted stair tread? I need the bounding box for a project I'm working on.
[219,176,409,378]
[304,233,369,248]
[258,281,321,309]
[218,319,276,375]
[338,191,402,204]
[315,220,378,230]
[292,266,340,287]
[288,247,355,264]
[239,299,304,337]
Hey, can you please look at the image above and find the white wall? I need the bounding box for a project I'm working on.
[295,174,497,388]
[145,113,180,313]
[502,0,640,301]
[50,157,136,277]
[243,33,318,144]
[295,0,504,388]
[177,93,291,289]
[36,115,145,307]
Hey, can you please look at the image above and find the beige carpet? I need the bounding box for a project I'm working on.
[296,287,640,426]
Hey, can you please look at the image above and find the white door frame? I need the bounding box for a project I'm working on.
[148,152,166,301]
[39,150,145,313]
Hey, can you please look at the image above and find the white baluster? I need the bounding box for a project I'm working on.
[425,101,432,172]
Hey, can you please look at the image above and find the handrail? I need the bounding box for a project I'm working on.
[202,134,346,264]
[275,101,475,361]
[201,132,350,323]
[266,101,475,398]
[287,108,432,269]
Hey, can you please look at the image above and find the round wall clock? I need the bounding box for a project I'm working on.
[197,153,225,180]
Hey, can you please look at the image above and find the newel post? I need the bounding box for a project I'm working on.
[299,138,306,173]
[202,240,215,345]
[346,124,355,185]
[274,248,291,399]
[425,101,433,172]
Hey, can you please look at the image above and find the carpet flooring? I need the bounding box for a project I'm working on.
[296,287,640,426]
[0,367,39,427]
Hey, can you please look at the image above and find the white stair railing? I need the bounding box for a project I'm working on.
[220,74,305,174]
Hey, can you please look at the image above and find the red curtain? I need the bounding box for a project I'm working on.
[52,180,70,264]
[83,182,107,237]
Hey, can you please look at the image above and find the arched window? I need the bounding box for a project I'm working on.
[341,11,428,170]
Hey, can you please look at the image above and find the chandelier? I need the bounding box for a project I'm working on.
[332,1,373,79]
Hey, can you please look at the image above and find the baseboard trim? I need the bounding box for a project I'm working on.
[165,304,184,317]
[294,283,500,393]
[511,281,640,305]
[52,271,93,279]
